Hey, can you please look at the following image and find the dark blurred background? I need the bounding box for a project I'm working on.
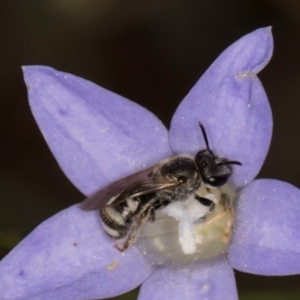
[1,1,300,299]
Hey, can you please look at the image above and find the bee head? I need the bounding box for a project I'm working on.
[195,122,242,187]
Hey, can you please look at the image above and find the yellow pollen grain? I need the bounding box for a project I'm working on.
[107,260,119,271]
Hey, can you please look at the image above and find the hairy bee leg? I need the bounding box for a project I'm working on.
[220,193,233,243]
[203,211,227,226]
[115,205,154,252]
[202,193,233,243]
[114,222,141,252]
[114,234,137,252]
[114,245,125,252]
[148,206,156,223]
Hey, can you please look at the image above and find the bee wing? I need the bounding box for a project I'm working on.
[80,164,179,211]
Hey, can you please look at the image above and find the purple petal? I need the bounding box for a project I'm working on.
[228,179,300,275]
[138,257,237,300]
[0,205,154,300]
[170,28,273,189]
[23,66,172,196]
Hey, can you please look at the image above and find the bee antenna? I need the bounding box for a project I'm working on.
[218,160,242,167]
[198,122,214,157]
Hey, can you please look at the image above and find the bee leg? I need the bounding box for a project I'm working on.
[114,234,137,252]
[114,244,126,252]
[203,193,233,244]
[220,193,233,243]
[148,206,156,223]
[115,205,154,252]
[114,222,141,252]
[203,211,227,226]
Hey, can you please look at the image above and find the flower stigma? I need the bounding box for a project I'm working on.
[137,183,236,264]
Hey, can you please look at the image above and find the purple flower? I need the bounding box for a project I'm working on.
[1,27,300,300]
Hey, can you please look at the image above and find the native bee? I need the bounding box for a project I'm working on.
[80,122,241,252]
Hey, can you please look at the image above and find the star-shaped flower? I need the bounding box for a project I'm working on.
[1,27,300,300]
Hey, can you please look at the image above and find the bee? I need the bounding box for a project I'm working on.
[80,122,241,252]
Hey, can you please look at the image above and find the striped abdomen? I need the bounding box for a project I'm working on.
[100,197,141,239]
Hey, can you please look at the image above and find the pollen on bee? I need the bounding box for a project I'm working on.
[137,184,236,264]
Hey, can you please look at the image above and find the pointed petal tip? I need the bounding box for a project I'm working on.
[24,65,172,195]
[22,65,53,75]
[170,27,273,187]
[22,65,59,91]
[237,27,274,74]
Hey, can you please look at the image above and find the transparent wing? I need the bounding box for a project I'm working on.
[80,164,180,211]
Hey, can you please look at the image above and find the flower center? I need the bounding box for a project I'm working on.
[137,184,236,264]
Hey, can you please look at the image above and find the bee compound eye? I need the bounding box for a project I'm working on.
[208,176,228,187]
[177,176,188,183]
